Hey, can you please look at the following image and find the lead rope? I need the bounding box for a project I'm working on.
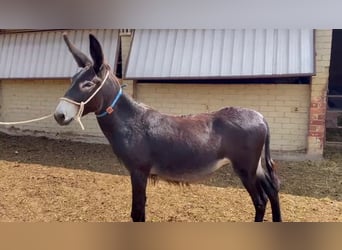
[0,114,53,125]
[59,70,110,130]
[0,71,110,131]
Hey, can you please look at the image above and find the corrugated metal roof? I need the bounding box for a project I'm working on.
[0,29,119,79]
[125,29,314,79]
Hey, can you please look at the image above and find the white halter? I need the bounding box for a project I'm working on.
[59,70,110,130]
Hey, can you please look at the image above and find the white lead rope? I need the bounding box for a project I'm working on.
[0,114,53,125]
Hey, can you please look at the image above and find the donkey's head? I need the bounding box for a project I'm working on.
[54,33,120,126]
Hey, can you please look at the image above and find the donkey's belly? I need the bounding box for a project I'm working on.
[150,158,230,182]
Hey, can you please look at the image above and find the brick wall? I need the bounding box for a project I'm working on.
[307,30,332,156]
[0,79,310,152]
[137,83,310,151]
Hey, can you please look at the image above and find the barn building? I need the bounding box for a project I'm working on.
[0,29,332,159]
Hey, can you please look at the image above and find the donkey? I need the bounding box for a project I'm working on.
[54,33,282,222]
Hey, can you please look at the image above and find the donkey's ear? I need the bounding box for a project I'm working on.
[63,33,92,68]
[89,34,104,74]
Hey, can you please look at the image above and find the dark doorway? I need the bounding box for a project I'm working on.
[115,40,123,78]
[327,29,342,142]
[328,29,342,109]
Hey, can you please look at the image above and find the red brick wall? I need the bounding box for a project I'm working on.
[307,30,332,156]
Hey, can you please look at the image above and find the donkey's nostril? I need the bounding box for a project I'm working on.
[54,112,65,124]
[54,111,74,126]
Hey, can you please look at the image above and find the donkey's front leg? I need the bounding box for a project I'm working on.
[130,169,149,222]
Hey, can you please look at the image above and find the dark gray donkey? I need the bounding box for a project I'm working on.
[54,33,282,222]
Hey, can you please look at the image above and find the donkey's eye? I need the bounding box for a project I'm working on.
[81,81,95,89]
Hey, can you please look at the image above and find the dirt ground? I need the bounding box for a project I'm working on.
[0,132,341,222]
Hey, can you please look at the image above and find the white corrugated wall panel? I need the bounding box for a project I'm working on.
[190,30,203,76]
[210,30,224,76]
[125,29,315,79]
[301,29,314,73]
[253,29,266,74]
[0,29,119,79]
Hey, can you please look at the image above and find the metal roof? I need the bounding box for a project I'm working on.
[125,29,315,79]
[0,29,119,79]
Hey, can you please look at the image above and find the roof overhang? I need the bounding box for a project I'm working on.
[125,29,315,80]
[0,29,119,79]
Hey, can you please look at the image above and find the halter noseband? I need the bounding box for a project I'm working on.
[59,70,122,130]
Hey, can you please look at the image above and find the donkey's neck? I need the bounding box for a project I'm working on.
[96,91,147,136]
[96,91,151,161]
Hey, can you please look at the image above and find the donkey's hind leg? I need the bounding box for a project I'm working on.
[259,174,282,222]
[232,160,268,222]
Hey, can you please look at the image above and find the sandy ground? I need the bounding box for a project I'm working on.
[0,132,341,222]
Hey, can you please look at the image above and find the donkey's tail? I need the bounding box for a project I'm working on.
[264,120,280,191]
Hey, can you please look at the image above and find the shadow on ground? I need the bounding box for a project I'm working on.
[1,132,341,201]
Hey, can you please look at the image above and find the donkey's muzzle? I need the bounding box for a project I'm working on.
[54,99,79,126]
